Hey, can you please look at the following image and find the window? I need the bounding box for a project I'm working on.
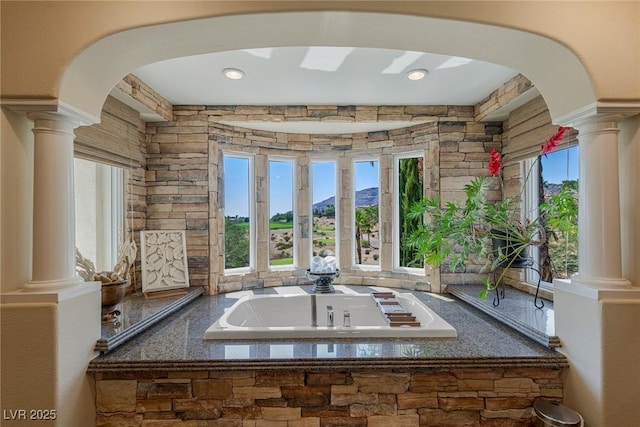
[526,146,579,285]
[269,159,295,268]
[74,158,124,272]
[311,161,338,261]
[395,153,424,271]
[353,159,380,267]
[223,154,254,271]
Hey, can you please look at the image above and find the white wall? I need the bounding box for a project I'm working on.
[1,108,33,293]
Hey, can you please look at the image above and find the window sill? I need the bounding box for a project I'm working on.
[351,265,381,272]
[393,267,426,276]
[269,265,296,273]
[224,267,254,276]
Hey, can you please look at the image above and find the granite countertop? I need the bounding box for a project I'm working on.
[88,285,567,372]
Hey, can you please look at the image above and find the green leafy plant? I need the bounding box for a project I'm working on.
[407,127,574,297]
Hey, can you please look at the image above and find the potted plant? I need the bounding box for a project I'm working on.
[407,126,574,298]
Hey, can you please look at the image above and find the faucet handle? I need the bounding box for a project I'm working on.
[343,310,351,327]
[327,306,335,327]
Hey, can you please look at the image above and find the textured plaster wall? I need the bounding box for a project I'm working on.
[5,2,640,119]
[0,108,33,293]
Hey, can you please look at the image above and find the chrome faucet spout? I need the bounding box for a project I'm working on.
[311,294,318,327]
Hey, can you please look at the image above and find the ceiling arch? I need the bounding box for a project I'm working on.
[60,11,595,122]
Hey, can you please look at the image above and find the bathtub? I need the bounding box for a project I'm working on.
[204,292,457,340]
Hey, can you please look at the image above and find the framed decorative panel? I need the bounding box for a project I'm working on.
[140,230,190,293]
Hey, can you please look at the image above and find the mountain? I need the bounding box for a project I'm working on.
[544,182,563,196]
[313,187,378,212]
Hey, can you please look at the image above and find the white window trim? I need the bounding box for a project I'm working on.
[223,152,256,275]
[393,151,425,275]
[74,158,125,272]
[309,159,339,267]
[111,168,125,263]
[268,156,297,272]
[351,157,381,271]
[523,158,543,287]
[523,157,554,292]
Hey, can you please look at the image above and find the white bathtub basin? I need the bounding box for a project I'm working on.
[204,293,457,340]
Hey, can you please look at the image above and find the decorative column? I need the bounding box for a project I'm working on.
[24,111,83,290]
[571,114,631,289]
[555,111,640,427]
[2,103,101,427]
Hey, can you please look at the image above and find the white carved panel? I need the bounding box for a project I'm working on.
[141,230,190,293]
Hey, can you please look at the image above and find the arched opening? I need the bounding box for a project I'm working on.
[60,11,595,122]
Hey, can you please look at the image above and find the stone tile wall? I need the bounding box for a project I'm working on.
[75,95,148,291]
[93,367,563,426]
[145,105,501,293]
[145,110,210,288]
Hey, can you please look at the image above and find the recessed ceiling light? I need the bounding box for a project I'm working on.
[406,69,428,81]
[223,68,245,80]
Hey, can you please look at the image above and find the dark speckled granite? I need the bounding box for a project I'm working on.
[89,285,566,372]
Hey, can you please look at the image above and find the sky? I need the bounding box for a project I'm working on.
[540,146,579,184]
[224,157,381,217]
[269,160,293,216]
[224,156,250,217]
[224,150,577,217]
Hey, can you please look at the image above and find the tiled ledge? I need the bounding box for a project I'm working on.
[447,283,560,348]
[90,285,565,372]
[95,287,204,353]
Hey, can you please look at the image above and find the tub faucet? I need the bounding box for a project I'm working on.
[327,306,334,327]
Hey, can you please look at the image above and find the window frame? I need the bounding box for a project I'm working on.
[309,159,339,267]
[222,151,256,275]
[524,145,579,290]
[522,157,553,290]
[74,157,125,272]
[268,156,297,271]
[393,151,425,275]
[351,156,381,271]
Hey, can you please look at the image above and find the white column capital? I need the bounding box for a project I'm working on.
[27,111,78,134]
[573,113,624,133]
[1,97,99,126]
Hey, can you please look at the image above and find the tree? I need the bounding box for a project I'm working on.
[325,205,336,218]
[224,217,250,268]
[399,158,424,268]
[270,211,293,223]
[355,206,379,264]
[541,179,578,279]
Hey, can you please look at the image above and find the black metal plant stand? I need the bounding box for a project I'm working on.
[492,258,545,309]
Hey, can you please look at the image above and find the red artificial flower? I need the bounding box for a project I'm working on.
[541,126,569,154]
[488,149,502,176]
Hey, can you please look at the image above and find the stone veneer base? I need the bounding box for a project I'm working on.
[92,365,566,427]
[89,286,568,426]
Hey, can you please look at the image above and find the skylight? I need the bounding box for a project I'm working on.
[300,47,354,71]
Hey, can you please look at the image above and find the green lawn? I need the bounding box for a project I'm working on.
[269,222,294,230]
[236,221,293,231]
[313,238,336,245]
[270,257,293,266]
